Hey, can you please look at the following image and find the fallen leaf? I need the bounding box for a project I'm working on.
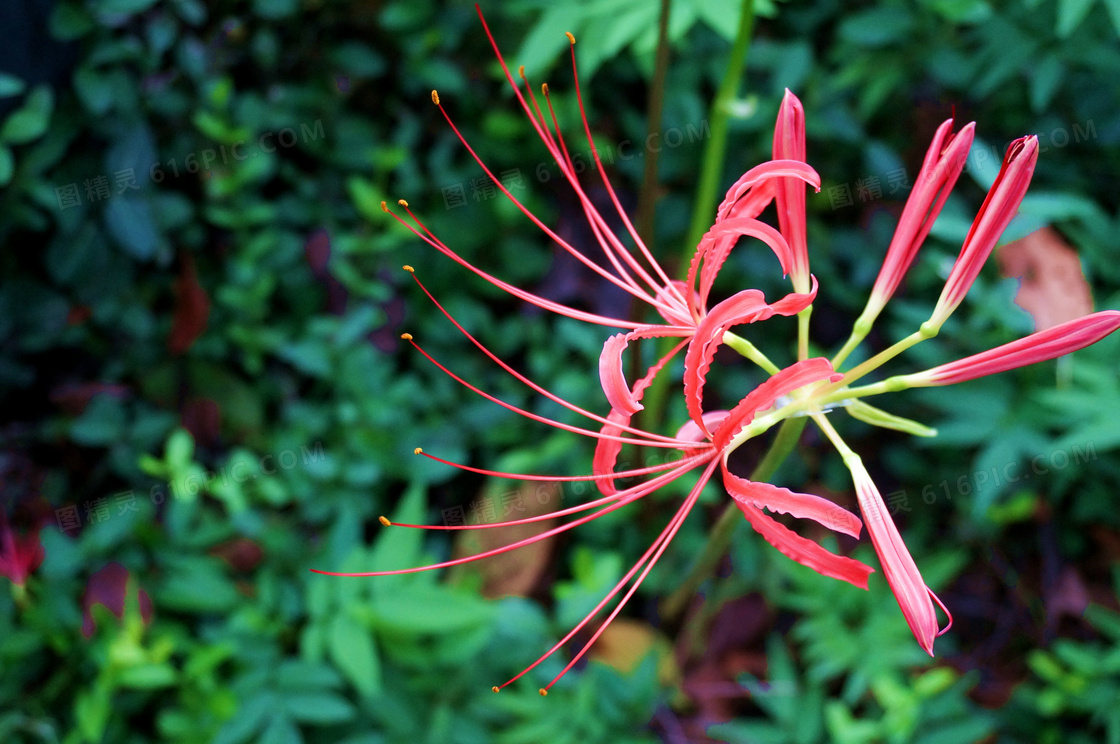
[997,227,1093,330]
[168,253,210,354]
[452,482,560,598]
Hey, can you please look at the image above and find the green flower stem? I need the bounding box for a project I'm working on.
[661,415,806,621]
[683,0,756,254]
[797,306,812,361]
[636,0,672,248]
[642,0,755,430]
[818,323,935,400]
[723,330,780,375]
[819,374,914,406]
[831,309,875,370]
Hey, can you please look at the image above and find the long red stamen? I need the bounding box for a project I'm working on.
[384,453,712,532]
[431,97,672,312]
[564,39,682,300]
[536,80,669,299]
[473,6,682,313]
[502,458,718,694]
[416,448,709,483]
[310,458,709,577]
[402,334,697,448]
[382,201,644,328]
[406,269,690,443]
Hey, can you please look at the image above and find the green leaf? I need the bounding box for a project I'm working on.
[838,7,915,46]
[260,716,303,744]
[117,662,178,689]
[0,146,12,186]
[98,0,161,14]
[155,557,241,613]
[49,2,95,40]
[1056,0,1096,37]
[366,585,495,635]
[253,0,300,20]
[328,613,382,696]
[1103,0,1120,34]
[212,692,275,744]
[0,86,54,145]
[283,692,355,725]
[105,196,161,260]
[0,74,25,99]
[1029,56,1064,112]
[70,394,127,446]
[166,428,196,468]
[346,177,387,222]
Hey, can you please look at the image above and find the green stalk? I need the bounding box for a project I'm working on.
[635,0,672,248]
[683,0,756,254]
[642,0,758,428]
[660,414,806,620]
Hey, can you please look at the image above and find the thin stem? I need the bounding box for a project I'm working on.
[722,330,780,375]
[819,325,934,399]
[636,0,672,248]
[797,306,812,361]
[683,0,756,255]
[831,309,875,370]
[643,0,757,429]
[660,414,806,620]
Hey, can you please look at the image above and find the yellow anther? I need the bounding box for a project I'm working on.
[542,83,549,95]
[380,200,388,212]
[400,333,413,340]
[414,447,423,455]
[539,688,549,696]
[565,32,575,45]
[397,199,409,208]
[491,686,500,693]
[378,516,391,526]
[431,89,440,105]
[518,65,525,80]
[402,264,414,273]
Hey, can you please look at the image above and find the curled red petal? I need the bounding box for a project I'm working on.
[722,462,862,539]
[716,159,821,223]
[711,358,839,451]
[694,218,794,313]
[682,289,819,437]
[593,338,691,494]
[734,500,873,589]
[599,327,690,416]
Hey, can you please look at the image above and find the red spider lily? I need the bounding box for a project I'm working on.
[0,513,44,587]
[379,6,821,413]
[330,4,1120,690]
[313,333,869,694]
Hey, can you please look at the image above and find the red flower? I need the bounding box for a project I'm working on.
[0,513,44,587]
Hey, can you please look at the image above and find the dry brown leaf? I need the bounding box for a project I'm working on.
[452,482,561,598]
[996,227,1093,331]
[591,617,680,687]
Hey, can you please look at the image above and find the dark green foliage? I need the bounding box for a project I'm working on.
[1,0,1119,741]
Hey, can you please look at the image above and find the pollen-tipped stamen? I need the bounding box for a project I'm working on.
[382,201,646,328]
[405,270,691,443]
[309,458,706,577]
[499,459,717,695]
